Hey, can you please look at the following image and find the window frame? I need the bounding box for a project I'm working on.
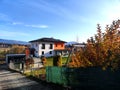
[42,51,44,55]
[49,51,52,54]
[41,43,45,49]
[50,44,53,49]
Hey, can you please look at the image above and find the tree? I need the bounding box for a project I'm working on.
[9,45,26,54]
[68,20,120,70]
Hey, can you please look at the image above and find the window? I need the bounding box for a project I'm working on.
[61,44,63,47]
[42,51,44,55]
[42,44,45,49]
[49,51,52,54]
[50,44,53,49]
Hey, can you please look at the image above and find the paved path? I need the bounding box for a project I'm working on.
[0,64,56,90]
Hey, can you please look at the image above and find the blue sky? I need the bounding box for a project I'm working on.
[0,0,120,42]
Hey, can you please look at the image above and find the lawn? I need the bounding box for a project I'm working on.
[46,57,68,66]
[24,56,68,79]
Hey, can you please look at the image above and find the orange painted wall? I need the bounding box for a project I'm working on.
[54,42,65,50]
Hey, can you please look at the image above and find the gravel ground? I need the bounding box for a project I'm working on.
[0,64,65,90]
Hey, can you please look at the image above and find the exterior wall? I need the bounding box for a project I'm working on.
[31,42,54,57]
[31,42,39,57]
[54,42,65,50]
[39,42,54,57]
[31,42,66,57]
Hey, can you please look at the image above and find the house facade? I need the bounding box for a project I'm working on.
[31,42,54,57]
[30,38,66,57]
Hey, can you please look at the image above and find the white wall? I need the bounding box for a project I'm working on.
[39,42,54,57]
[31,42,54,57]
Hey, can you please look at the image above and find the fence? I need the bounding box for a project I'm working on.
[46,66,120,89]
[8,61,120,89]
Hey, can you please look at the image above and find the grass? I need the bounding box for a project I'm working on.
[24,56,68,80]
[24,56,68,79]
[46,57,53,66]
[24,68,46,81]
[46,57,68,66]
[24,68,46,78]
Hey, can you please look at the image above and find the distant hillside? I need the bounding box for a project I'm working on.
[0,39,30,45]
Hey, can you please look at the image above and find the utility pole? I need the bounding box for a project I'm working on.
[76,35,79,43]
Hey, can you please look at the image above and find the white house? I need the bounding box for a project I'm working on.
[29,38,66,57]
[31,42,54,57]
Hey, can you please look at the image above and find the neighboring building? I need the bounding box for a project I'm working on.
[29,37,66,57]
[72,43,86,52]
[65,41,86,52]
[6,54,26,64]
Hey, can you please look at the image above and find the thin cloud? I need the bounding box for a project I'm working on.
[19,0,81,22]
[12,22,23,25]
[0,30,30,37]
[25,24,48,28]
[12,22,48,29]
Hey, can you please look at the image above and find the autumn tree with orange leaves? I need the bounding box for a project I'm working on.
[68,20,120,70]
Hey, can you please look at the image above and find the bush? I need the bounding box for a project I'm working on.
[68,20,120,70]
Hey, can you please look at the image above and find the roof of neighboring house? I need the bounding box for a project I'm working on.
[72,43,86,48]
[29,37,66,43]
[65,41,79,45]
[65,41,86,46]
[0,39,30,45]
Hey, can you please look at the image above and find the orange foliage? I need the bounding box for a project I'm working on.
[25,58,34,69]
[68,20,120,69]
[41,56,47,66]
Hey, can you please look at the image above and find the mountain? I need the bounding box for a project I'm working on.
[0,39,30,45]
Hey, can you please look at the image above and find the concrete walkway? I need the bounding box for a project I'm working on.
[0,64,56,90]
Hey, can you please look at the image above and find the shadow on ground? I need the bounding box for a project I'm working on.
[0,64,68,90]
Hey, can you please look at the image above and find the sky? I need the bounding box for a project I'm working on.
[0,0,120,42]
